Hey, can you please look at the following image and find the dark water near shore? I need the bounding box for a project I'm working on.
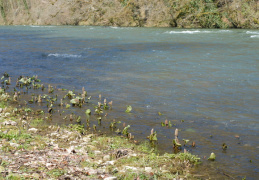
[0,26,259,179]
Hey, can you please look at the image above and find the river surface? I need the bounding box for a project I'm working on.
[0,26,259,179]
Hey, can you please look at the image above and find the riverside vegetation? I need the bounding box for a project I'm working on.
[0,73,208,179]
[0,0,258,28]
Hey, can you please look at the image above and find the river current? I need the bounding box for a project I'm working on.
[0,26,258,179]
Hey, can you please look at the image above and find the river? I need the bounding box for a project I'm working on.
[0,26,258,179]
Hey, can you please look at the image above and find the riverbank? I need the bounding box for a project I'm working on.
[0,105,199,179]
[0,74,204,179]
[0,0,258,29]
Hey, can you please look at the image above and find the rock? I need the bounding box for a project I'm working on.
[124,166,138,171]
[22,120,27,125]
[161,170,170,173]
[104,177,117,180]
[87,145,97,151]
[67,146,76,154]
[145,167,152,173]
[94,150,102,155]
[3,120,17,126]
[0,108,3,113]
[4,113,10,117]
[103,155,110,161]
[97,169,105,175]
[10,142,19,147]
[82,137,91,142]
[28,128,38,133]
[50,132,59,137]
[46,163,55,169]
[85,168,97,175]
[103,160,115,166]
[32,173,40,179]
[69,141,78,145]
[0,166,5,173]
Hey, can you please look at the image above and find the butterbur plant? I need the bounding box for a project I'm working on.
[147,129,157,146]
[161,119,172,127]
[125,105,132,113]
[103,98,109,110]
[95,102,103,115]
[110,119,121,129]
[122,125,130,136]
[66,90,75,99]
[173,128,182,153]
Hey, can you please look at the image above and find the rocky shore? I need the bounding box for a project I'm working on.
[0,105,200,179]
[0,74,202,179]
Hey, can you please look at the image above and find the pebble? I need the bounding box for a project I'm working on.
[28,128,38,133]
[10,142,19,147]
[103,154,110,161]
[145,167,152,173]
[103,160,115,166]
[94,150,102,155]
[87,145,97,151]
[104,177,117,180]
[82,137,91,142]
[124,166,138,171]
[2,120,17,126]
[4,113,10,117]
[32,173,40,179]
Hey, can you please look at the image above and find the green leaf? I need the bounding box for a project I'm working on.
[125,105,132,113]
[115,129,121,133]
[173,139,182,147]
[183,139,190,144]
[122,125,130,135]
[208,152,216,161]
[152,133,157,141]
[85,109,91,115]
[158,112,162,116]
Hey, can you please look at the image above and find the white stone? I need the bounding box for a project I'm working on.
[104,177,117,180]
[103,155,110,161]
[124,166,138,171]
[28,128,38,133]
[145,167,152,173]
[94,150,102,155]
[67,146,76,154]
[82,137,91,142]
[3,120,17,126]
[10,142,19,148]
[103,160,115,166]
[50,132,59,137]
[4,113,10,117]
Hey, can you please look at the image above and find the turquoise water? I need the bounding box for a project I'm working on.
[0,26,259,179]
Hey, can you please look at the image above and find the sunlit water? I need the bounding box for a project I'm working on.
[0,26,258,179]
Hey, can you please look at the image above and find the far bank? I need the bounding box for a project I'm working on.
[0,0,258,29]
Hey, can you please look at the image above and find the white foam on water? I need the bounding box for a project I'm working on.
[246,31,259,35]
[48,53,82,58]
[110,26,120,29]
[165,30,233,34]
[30,25,55,28]
[218,30,232,33]
[250,35,259,38]
[165,30,212,34]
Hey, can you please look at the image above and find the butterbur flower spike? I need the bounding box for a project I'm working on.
[175,128,178,137]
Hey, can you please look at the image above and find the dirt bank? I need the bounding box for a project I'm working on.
[0,0,258,28]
